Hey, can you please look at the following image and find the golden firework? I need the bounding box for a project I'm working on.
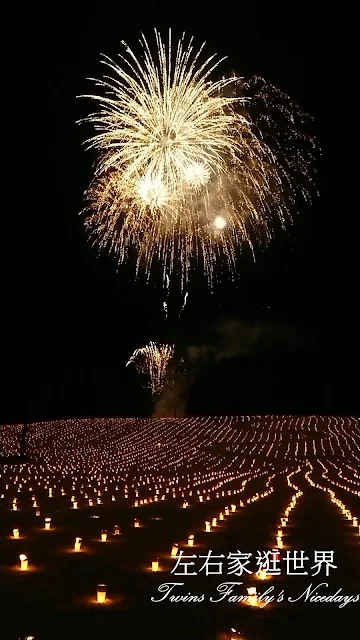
[79,30,317,288]
[126,342,174,394]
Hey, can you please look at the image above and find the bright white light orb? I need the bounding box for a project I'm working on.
[214,216,227,230]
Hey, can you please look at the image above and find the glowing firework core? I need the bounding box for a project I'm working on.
[214,216,227,230]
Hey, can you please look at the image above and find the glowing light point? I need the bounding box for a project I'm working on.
[214,216,227,230]
[74,537,82,552]
[258,568,267,580]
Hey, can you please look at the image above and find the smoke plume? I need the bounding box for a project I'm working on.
[152,318,306,417]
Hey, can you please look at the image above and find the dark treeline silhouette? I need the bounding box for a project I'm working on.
[0,424,29,464]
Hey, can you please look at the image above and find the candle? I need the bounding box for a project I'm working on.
[212,517,217,527]
[44,517,51,530]
[114,525,120,535]
[73,501,78,509]
[276,536,283,549]
[247,586,257,606]
[171,543,178,557]
[188,534,194,547]
[225,507,229,516]
[258,568,267,580]
[74,537,82,551]
[13,528,20,539]
[96,584,106,604]
[152,558,159,572]
[205,521,211,532]
[231,504,236,512]
[100,530,107,542]
[19,554,28,571]
[134,519,139,528]
[277,529,282,537]
[219,512,224,520]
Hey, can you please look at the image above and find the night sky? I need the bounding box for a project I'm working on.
[2,5,358,423]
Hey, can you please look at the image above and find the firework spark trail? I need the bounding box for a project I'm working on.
[79,29,317,288]
[180,292,188,315]
[126,341,174,394]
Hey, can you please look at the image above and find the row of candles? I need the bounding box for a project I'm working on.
[10,472,274,544]
[305,464,360,535]
[4,467,275,516]
[3,465,251,503]
[203,481,274,534]
[328,491,359,534]
[15,558,263,609]
[271,468,304,549]
[10,469,310,578]
[2,417,356,510]
[12,519,123,568]
[17,466,357,600]
[6,482,247,512]
[317,459,360,495]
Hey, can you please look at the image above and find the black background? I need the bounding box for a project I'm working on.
[2,3,358,423]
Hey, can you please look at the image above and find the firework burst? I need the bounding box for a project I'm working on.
[126,341,174,394]
[79,29,317,288]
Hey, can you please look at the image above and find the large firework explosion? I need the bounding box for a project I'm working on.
[79,29,317,288]
[126,341,174,394]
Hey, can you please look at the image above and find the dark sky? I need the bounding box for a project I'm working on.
[2,5,358,422]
